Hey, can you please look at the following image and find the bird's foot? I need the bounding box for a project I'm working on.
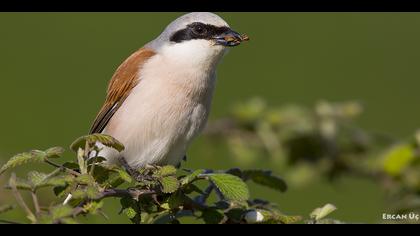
[118,157,153,182]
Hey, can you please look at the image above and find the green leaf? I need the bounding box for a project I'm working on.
[0,150,46,175]
[41,175,74,188]
[182,184,204,194]
[75,174,96,186]
[310,203,337,221]
[383,144,416,176]
[70,134,125,152]
[51,205,73,220]
[167,191,185,209]
[181,169,205,186]
[62,162,79,170]
[159,176,179,193]
[0,205,14,214]
[83,201,104,215]
[225,208,248,223]
[207,173,250,202]
[116,169,133,183]
[85,186,101,199]
[242,170,287,192]
[154,165,177,177]
[122,207,137,219]
[54,185,70,198]
[202,209,225,224]
[27,171,48,187]
[45,147,65,159]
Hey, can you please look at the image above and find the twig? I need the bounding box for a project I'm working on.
[31,191,41,216]
[195,184,214,205]
[9,173,36,223]
[99,188,156,200]
[71,188,157,218]
[44,159,81,176]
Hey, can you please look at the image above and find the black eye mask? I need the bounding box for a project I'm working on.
[170,22,231,43]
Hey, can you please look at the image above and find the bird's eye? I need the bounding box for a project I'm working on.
[192,25,207,35]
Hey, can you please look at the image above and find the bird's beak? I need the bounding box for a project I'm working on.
[213,29,249,47]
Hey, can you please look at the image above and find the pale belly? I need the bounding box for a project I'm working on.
[98,78,212,169]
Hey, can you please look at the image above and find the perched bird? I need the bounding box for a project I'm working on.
[90,12,248,170]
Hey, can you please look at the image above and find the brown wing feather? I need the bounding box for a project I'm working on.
[89,47,156,134]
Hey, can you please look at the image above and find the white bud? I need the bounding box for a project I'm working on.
[244,210,264,223]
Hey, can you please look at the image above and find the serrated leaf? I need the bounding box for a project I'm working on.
[0,147,65,175]
[27,171,48,187]
[0,150,46,175]
[207,173,250,202]
[242,170,287,192]
[159,176,179,193]
[70,134,125,152]
[310,203,337,221]
[42,175,74,188]
[45,147,65,159]
[155,165,177,177]
[181,169,205,186]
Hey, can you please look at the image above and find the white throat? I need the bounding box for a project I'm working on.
[158,40,228,71]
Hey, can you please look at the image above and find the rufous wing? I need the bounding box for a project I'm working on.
[89,48,156,134]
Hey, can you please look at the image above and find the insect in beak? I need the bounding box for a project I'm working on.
[213,29,250,47]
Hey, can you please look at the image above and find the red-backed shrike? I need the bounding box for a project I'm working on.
[91,12,248,169]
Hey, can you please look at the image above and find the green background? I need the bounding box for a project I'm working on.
[1,12,419,223]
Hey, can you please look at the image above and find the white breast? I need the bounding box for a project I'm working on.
[99,43,223,169]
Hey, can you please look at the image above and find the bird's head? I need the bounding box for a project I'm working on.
[147,12,249,67]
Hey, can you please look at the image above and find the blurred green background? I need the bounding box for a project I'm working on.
[1,12,420,223]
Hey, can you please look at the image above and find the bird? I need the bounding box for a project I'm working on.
[90,12,249,171]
